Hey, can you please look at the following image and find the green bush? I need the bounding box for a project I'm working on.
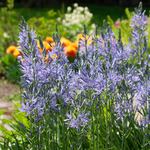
[0,6,20,82]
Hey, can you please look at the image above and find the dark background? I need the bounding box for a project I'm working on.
[0,0,150,7]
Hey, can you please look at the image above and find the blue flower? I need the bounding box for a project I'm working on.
[65,112,89,129]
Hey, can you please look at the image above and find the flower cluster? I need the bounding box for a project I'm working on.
[6,34,93,59]
[61,3,93,27]
[18,4,149,131]
[57,3,96,36]
[6,33,96,61]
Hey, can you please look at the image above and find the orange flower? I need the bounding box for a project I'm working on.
[13,50,21,58]
[45,37,54,43]
[43,41,52,51]
[38,40,55,53]
[77,33,90,41]
[6,45,21,57]
[77,33,92,45]
[64,44,78,58]
[6,46,17,54]
[77,33,84,41]
[61,37,72,47]
[71,42,78,49]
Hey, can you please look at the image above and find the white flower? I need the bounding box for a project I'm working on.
[73,3,78,8]
[57,17,61,22]
[3,32,9,38]
[67,6,72,12]
[91,23,96,29]
[58,3,94,36]
[77,7,84,12]
[84,7,88,11]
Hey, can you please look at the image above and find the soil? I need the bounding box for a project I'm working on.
[0,79,20,115]
[0,79,20,134]
[0,79,20,101]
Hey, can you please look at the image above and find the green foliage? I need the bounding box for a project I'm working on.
[27,10,65,38]
[1,55,21,83]
[0,103,30,150]
[0,6,20,82]
[107,7,150,47]
[0,7,19,51]
[7,0,14,10]
[0,94,149,149]
[107,8,132,44]
[125,8,133,19]
[27,4,95,39]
